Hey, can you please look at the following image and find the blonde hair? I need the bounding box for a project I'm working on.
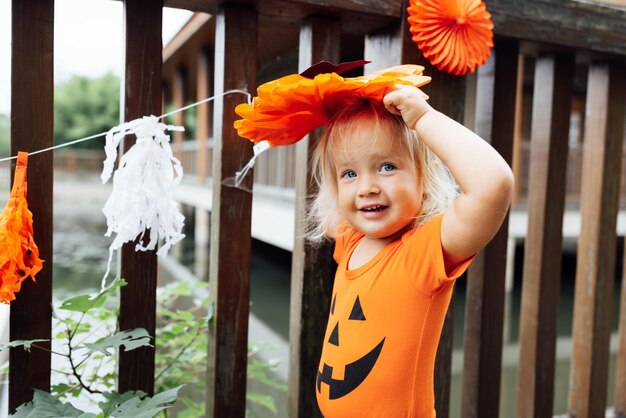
[307,99,458,242]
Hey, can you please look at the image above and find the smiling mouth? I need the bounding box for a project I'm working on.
[317,338,385,399]
[360,205,388,212]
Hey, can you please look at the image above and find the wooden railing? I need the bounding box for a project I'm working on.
[8,1,626,418]
[54,137,626,207]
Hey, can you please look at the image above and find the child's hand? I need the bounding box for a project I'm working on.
[383,85,433,130]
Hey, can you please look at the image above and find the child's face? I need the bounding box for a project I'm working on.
[332,130,422,240]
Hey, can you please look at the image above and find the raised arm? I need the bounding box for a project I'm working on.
[384,85,513,269]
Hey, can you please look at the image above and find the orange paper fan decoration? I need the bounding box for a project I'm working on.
[407,0,494,76]
[0,152,44,303]
[234,64,431,147]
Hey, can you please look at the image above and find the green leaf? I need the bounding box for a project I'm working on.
[83,328,152,356]
[98,391,141,416]
[157,309,177,319]
[59,279,126,313]
[246,392,277,414]
[176,310,194,323]
[9,389,97,417]
[170,323,187,334]
[8,401,33,418]
[51,383,75,397]
[71,323,92,337]
[55,331,69,339]
[108,386,182,417]
[0,339,49,352]
[59,293,106,313]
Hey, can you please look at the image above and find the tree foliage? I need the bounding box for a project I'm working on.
[54,73,120,149]
[0,113,9,158]
[0,74,119,156]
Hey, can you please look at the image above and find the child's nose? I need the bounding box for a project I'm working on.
[358,176,380,196]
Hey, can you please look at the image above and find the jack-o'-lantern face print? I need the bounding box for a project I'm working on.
[317,294,385,399]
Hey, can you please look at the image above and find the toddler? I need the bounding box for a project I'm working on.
[310,85,513,418]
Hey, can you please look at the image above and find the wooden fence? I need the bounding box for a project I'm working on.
[8,0,626,417]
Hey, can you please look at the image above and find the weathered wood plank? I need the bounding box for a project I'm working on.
[614,243,626,418]
[510,55,524,207]
[166,0,401,17]
[288,16,341,418]
[422,66,466,418]
[172,69,185,162]
[205,5,257,418]
[616,251,626,416]
[488,0,626,57]
[118,0,163,395]
[461,40,518,418]
[196,49,212,183]
[9,0,54,411]
[568,62,626,418]
[516,53,574,418]
[164,0,398,35]
[164,0,626,55]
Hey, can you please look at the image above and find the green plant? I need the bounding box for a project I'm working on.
[154,280,287,417]
[1,278,182,417]
[1,277,286,417]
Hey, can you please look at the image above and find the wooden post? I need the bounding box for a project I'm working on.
[461,40,518,418]
[196,49,213,184]
[424,71,466,418]
[423,67,467,418]
[9,0,54,411]
[516,53,574,418]
[365,5,465,415]
[511,54,525,207]
[206,5,257,418]
[289,16,340,418]
[616,249,626,416]
[118,0,163,395]
[568,62,626,418]
[172,68,185,161]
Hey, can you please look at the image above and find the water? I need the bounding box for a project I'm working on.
[53,202,111,295]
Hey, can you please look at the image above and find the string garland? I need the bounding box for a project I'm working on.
[0,89,251,164]
[0,88,251,295]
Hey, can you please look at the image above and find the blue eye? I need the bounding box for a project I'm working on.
[342,170,357,179]
[380,163,395,172]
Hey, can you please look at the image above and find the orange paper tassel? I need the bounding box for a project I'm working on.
[0,152,44,303]
[407,0,494,76]
[234,65,431,146]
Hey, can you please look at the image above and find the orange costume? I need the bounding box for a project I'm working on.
[316,214,473,418]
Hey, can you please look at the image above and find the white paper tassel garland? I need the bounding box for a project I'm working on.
[101,115,185,283]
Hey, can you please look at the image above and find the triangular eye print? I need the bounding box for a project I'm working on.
[328,323,339,346]
[349,296,366,321]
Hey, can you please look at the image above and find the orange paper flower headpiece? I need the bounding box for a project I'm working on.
[407,0,494,76]
[0,152,44,303]
[234,63,431,147]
